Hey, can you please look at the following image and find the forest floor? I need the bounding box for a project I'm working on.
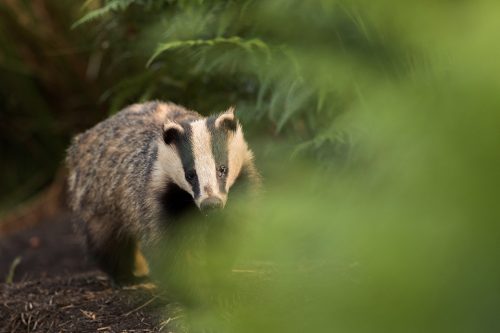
[0,213,181,333]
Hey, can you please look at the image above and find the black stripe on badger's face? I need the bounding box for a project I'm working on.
[206,116,229,195]
[171,124,200,199]
[189,118,228,207]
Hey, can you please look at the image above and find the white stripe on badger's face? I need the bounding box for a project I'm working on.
[152,139,193,197]
[226,125,248,192]
[190,120,227,207]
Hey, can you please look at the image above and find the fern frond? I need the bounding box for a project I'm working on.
[147,36,270,67]
[72,0,137,28]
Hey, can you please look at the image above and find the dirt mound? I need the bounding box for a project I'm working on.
[0,215,183,332]
[0,273,170,332]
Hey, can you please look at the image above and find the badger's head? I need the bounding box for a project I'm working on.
[156,107,254,215]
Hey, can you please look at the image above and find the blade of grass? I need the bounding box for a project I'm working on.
[5,256,22,284]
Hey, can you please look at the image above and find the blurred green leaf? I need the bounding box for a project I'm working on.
[147,36,270,67]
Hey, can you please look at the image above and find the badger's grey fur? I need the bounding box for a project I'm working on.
[66,101,260,282]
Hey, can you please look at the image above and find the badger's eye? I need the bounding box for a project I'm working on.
[217,165,228,178]
[185,169,197,182]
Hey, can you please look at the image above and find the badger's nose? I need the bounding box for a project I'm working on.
[200,197,223,213]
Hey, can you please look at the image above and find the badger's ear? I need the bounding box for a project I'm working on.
[215,107,237,131]
[163,121,184,145]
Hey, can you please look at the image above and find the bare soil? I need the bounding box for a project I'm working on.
[0,214,181,333]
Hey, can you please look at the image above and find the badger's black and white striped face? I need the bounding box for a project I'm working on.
[157,108,250,212]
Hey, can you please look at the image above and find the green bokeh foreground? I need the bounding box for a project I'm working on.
[151,87,500,332]
[140,2,500,332]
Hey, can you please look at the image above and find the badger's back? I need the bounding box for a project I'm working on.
[66,102,201,231]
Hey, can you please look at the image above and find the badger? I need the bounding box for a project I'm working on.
[66,101,260,283]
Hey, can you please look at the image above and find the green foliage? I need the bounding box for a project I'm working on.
[72,0,136,28]
[73,0,176,28]
[147,37,270,67]
[75,0,374,153]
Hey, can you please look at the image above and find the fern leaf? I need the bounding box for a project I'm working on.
[146,37,270,67]
[72,0,137,28]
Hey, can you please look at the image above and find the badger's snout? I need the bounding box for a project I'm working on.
[200,197,223,213]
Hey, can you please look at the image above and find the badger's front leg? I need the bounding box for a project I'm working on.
[84,216,149,284]
[133,245,150,278]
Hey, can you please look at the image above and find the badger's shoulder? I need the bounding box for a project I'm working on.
[66,101,190,218]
